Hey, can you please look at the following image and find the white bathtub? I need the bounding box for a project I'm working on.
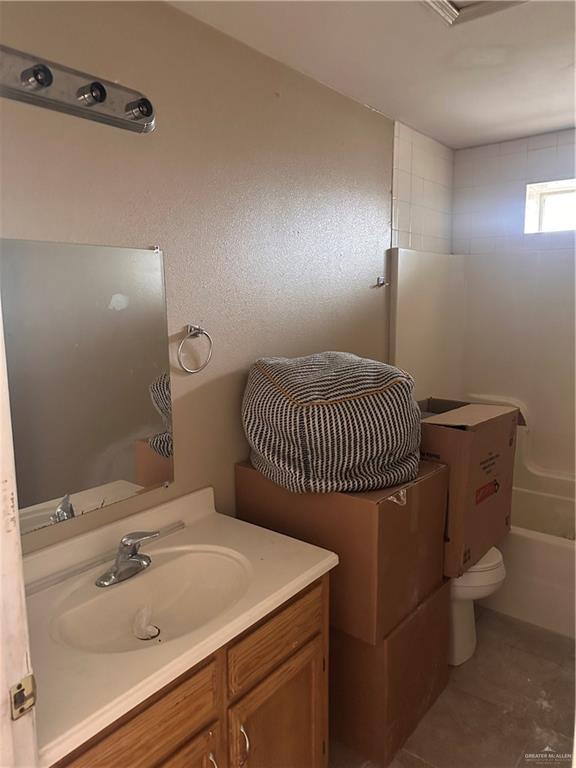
[482,526,575,638]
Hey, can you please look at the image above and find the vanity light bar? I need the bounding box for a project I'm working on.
[0,45,155,134]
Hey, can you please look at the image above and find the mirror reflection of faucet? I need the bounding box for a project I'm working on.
[49,494,75,524]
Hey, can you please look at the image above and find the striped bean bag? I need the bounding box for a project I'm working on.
[242,351,421,493]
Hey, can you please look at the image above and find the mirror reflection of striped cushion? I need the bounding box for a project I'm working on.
[148,372,173,458]
[149,371,172,423]
[242,351,420,493]
[149,431,173,459]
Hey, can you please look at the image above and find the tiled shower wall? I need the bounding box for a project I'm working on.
[392,122,454,254]
[452,128,575,538]
[452,128,576,255]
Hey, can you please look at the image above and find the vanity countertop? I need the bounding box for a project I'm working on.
[24,487,338,767]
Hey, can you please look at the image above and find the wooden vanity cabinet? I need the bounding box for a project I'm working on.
[55,576,329,768]
[229,637,325,768]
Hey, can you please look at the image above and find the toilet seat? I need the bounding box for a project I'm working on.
[467,547,503,573]
[451,547,506,596]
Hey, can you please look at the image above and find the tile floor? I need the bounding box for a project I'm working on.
[331,608,574,768]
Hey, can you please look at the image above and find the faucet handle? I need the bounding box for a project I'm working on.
[120,530,160,555]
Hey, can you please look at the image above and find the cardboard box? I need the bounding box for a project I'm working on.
[235,460,448,645]
[330,579,450,767]
[419,398,522,577]
[135,439,172,488]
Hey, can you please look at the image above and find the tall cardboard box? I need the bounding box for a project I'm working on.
[331,580,450,767]
[235,460,448,645]
[419,398,522,577]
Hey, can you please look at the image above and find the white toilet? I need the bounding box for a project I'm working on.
[449,547,506,666]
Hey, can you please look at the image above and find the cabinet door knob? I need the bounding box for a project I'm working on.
[208,752,218,768]
[240,724,251,760]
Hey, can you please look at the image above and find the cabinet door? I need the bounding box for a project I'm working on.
[59,661,219,768]
[229,636,326,768]
[162,723,222,768]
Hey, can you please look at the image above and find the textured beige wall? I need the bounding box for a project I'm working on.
[0,2,393,552]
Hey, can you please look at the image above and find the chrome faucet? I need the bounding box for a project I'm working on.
[50,494,75,524]
[95,530,159,588]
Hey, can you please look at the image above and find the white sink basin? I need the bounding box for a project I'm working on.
[51,546,251,653]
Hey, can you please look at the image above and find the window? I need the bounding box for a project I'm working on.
[524,179,576,234]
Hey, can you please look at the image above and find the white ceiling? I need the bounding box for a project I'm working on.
[173,1,575,148]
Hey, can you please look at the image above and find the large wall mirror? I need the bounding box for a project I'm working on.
[0,239,174,535]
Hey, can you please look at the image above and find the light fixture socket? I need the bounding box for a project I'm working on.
[126,97,154,121]
[77,81,107,106]
[20,64,53,91]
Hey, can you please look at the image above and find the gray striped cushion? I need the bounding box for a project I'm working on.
[242,351,420,493]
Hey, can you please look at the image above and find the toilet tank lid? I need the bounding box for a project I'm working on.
[469,547,503,572]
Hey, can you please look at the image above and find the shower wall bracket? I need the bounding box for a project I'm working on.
[0,45,155,134]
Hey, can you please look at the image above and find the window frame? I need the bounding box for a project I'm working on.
[524,179,576,235]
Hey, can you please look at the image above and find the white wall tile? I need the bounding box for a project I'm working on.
[556,144,576,176]
[456,144,500,162]
[422,179,439,210]
[452,212,475,240]
[392,122,454,254]
[410,204,425,235]
[527,132,558,150]
[396,139,412,173]
[499,138,528,155]
[439,156,454,188]
[397,200,411,232]
[412,147,436,182]
[439,184,452,213]
[396,123,414,142]
[527,146,559,180]
[497,152,528,182]
[557,129,576,146]
[426,208,447,239]
[411,175,425,207]
[410,232,423,250]
[453,130,576,254]
[395,169,412,202]
[398,230,411,248]
[421,235,450,254]
[452,186,478,214]
[454,161,471,190]
[452,237,470,255]
[468,236,498,254]
[527,230,576,251]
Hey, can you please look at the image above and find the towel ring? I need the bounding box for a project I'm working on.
[177,324,213,374]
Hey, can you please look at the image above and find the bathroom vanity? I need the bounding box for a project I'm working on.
[24,488,338,767]
[4,238,339,767]
[56,578,328,768]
